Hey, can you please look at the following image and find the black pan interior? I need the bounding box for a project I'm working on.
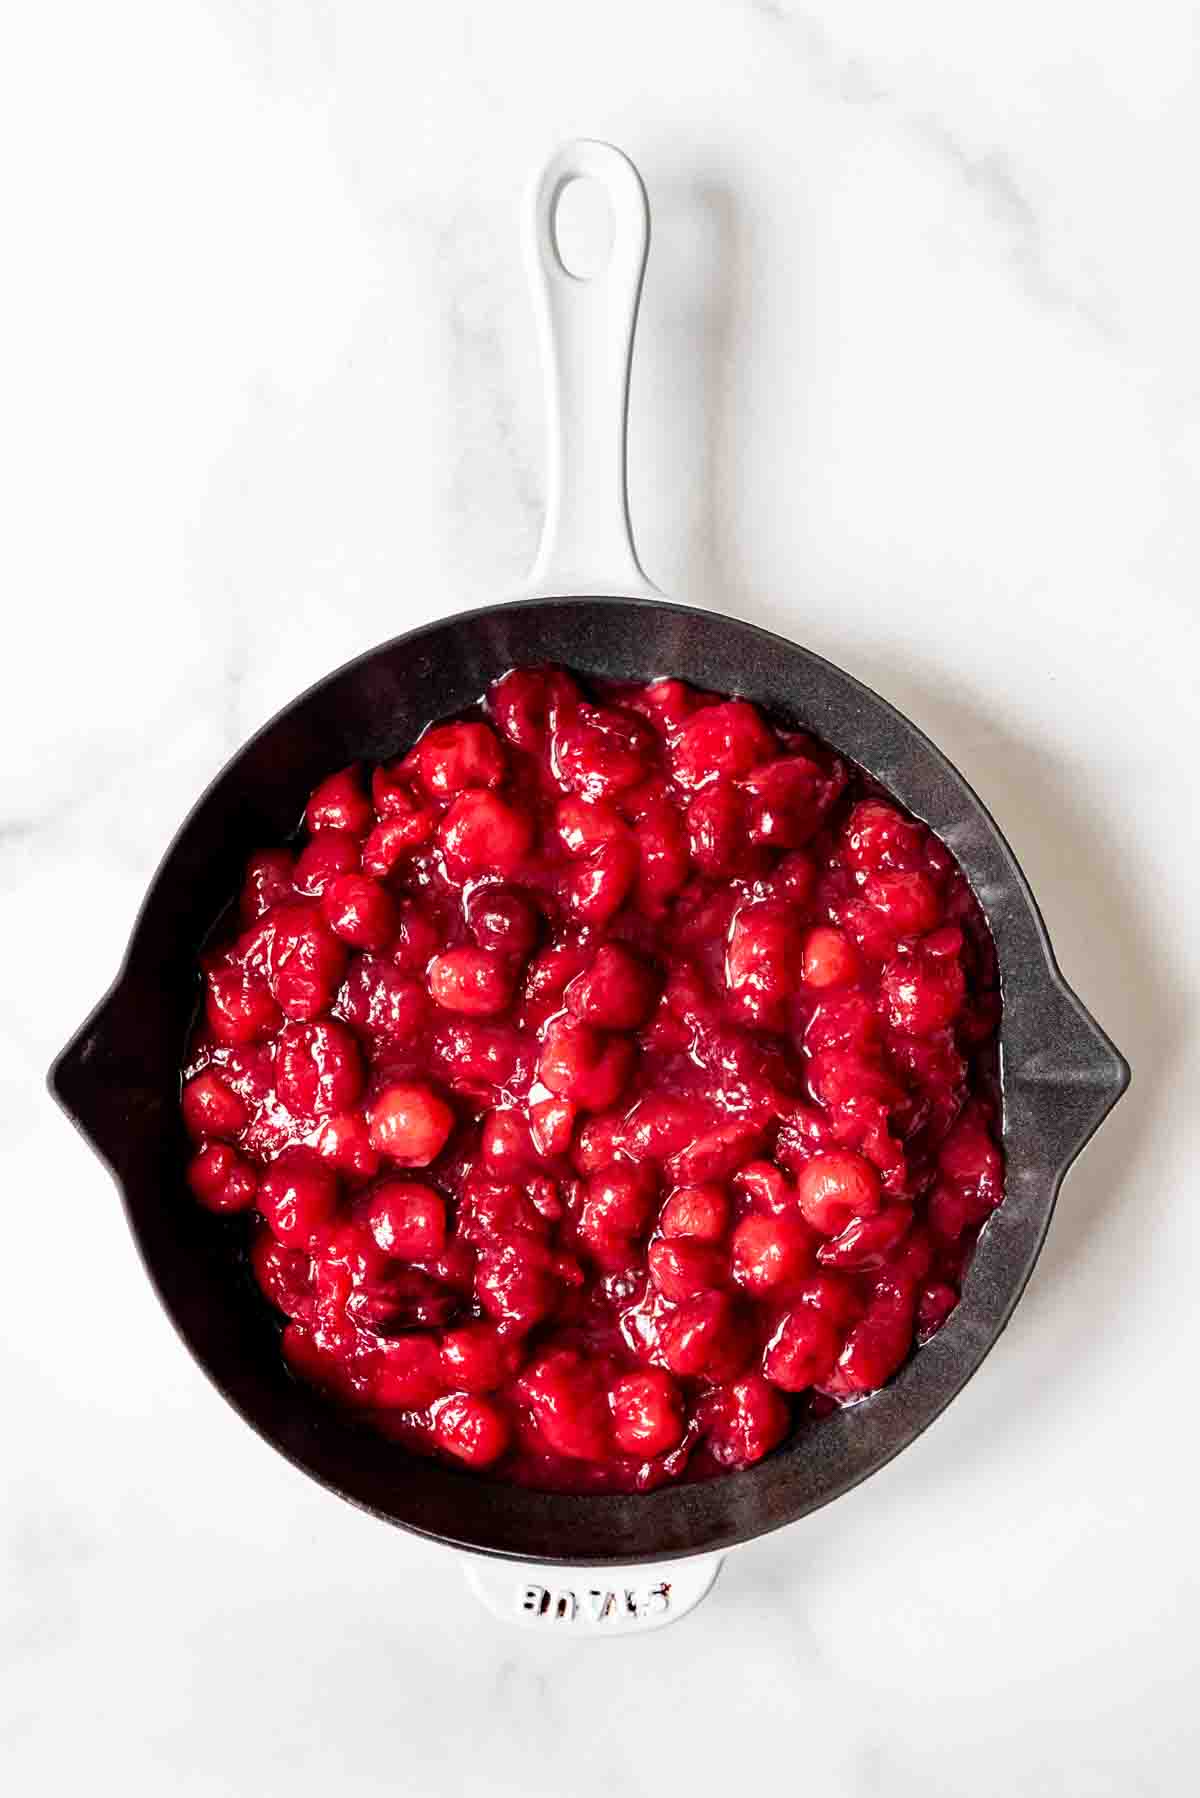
[50,598,1129,1564]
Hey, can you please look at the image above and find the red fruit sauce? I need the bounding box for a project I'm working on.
[182,665,1003,1491]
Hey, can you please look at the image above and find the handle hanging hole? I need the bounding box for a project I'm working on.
[552,175,615,280]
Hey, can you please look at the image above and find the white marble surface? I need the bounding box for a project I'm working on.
[6,1,1199,1791]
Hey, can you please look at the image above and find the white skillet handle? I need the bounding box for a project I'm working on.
[520,139,661,602]
[464,1552,724,1635]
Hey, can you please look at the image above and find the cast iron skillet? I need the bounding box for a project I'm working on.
[49,143,1128,1573]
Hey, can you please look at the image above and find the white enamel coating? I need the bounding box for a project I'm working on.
[464,1553,723,1635]
[518,139,662,602]
[465,141,724,1631]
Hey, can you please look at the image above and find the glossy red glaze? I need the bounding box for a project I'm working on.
[182,667,1002,1491]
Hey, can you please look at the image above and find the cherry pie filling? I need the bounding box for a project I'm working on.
[182,665,1002,1491]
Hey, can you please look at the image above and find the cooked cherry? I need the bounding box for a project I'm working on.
[626,676,697,737]
[321,874,398,950]
[686,784,760,877]
[371,760,429,822]
[240,849,295,922]
[428,947,514,1016]
[725,901,802,1028]
[523,939,594,1024]
[311,1110,381,1180]
[795,1150,883,1235]
[843,800,925,874]
[659,1183,729,1242]
[529,1095,576,1159]
[258,1153,338,1245]
[432,1393,511,1466]
[816,1204,913,1271]
[881,945,966,1035]
[281,1323,360,1402]
[305,765,372,836]
[939,1106,1004,1205]
[418,720,506,797]
[768,849,817,904]
[363,1181,447,1260]
[647,1236,726,1301]
[439,790,532,881]
[367,1084,455,1166]
[734,1160,792,1216]
[741,755,835,849]
[634,798,690,912]
[553,703,651,800]
[660,1292,753,1381]
[801,926,859,990]
[667,1119,762,1186]
[703,1374,790,1467]
[609,1369,685,1457]
[187,1142,258,1213]
[475,1237,570,1335]
[518,1350,611,1460]
[390,899,441,974]
[465,886,539,957]
[822,1274,917,1397]
[429,1019,529,1097]
[571,1110,628,1173]
[795,1271,870,1331]
[762,1306,840,1391]
[621,1094,702,1163]
[459,1175,551,1245]
[181,1070,248,1139]
[362,808,435,876]
[562,836,639,924]
[581,1164,658,1251]
[249,1228,314,1321]
[538,1017,634,1112]
[481,1107,537,1175]
[293,830,360,897]
[311,1219,392,1311]
[916,1281,959,1343]
[488,665,579,750]
[336,955,426,1047]
[565,944,657,1029]
[556,793,625,857]
[267,904,348,1022]
[862,870,941,938]
[205,964,281,1045]
[275,1019,364,1119]
[730,1213,814,1296]
[439,1322,519,1393]
[371,1334,447,1407]
[670,699,776,790]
